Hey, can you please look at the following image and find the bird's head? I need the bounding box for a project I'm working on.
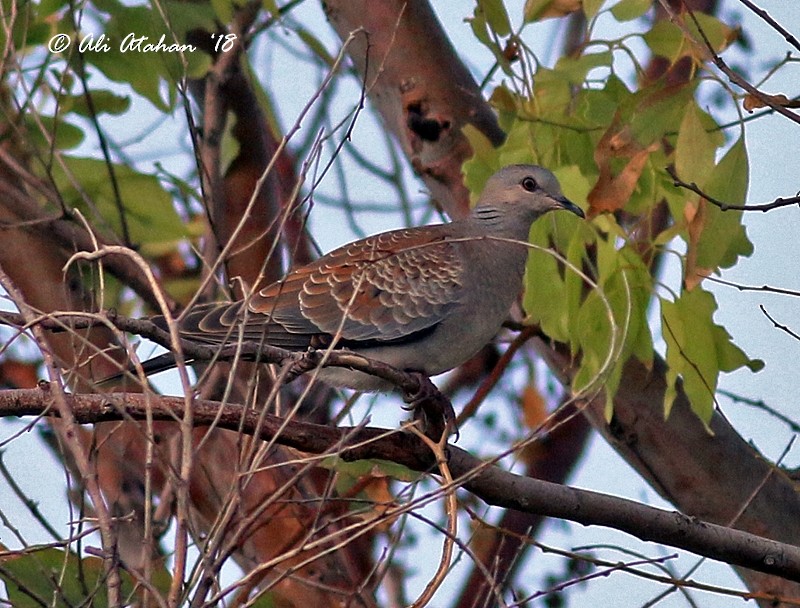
[476,164,585,221]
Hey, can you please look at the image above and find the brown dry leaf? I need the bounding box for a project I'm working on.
[588,122,658,215]
[743,92,800,113]
[0,359,40,388]
[520,384,550,467]
[522,383,548,430]
[468,518,500,562]
[351,471,399,532]
[683,198,711,289]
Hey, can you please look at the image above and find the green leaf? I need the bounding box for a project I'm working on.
[318,458,420,483]
[554,51,613,84]
[583,0,606,19]
[467,8,492,48]
[210,0,235,23]
[575,87,622,130]
[89,46,171,112]
[627,81,694,147]
[643,20,685,62]
[523,225,569,342]
[261,0,279,14]
[477,0,511,37]
[51,157,188,253]
[572,237,654,411]
[60,89,131,117]
[661,291,715,423]
[39,0,70,17]
[660,289,761,424]
[714,324,764,373]
[462,125,503,204]
[688,12,736,54]
[694,137,753,272]
[523,0,551,22]
[25,114,84,150]
[573,287,618,400]
[0,545,135,607]
[81,2,216,110]
[675,103,717,187]
[610,0,650,21]
[249,593,278,608]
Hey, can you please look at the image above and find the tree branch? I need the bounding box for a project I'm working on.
[0,309,434,397]
[667,166,800,212]
[2,386,800,591]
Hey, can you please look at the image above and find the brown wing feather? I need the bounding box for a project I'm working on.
[175,226,464,349]
[175,300,315,350]
[249,226,464,343]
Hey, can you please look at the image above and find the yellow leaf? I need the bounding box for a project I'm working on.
[524,0,582,21]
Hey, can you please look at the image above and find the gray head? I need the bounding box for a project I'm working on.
[475,164,585,220]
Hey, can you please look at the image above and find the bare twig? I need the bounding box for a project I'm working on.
[666,166,800,212]
[0,271,123,606]
[705,275,800,298]
[406,424,456,608]
[735,0,800,53]
[759,304,800,342]
[718,388,800,434]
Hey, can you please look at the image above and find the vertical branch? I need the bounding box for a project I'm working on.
[0,268,122,606]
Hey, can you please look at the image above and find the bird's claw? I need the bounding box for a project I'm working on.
[403,372,458,443]
[282,348,322,383]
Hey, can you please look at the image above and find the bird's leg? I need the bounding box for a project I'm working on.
[281,348,324,383]
[402,372,458,443]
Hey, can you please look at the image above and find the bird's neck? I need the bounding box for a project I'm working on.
[470,204,540,241]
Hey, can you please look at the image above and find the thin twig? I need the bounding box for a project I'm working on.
[457,325,540,425]
[735,0,800,53]
[0,270,123,606]
[406,424,457,608]
[759,304,800,342]
[659,0,800,125]
[718,388,800,434]
[705,275,800,298]
[5,388,800,587]
[666,166,800,212]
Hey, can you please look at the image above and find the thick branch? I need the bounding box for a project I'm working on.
[2,386,800,592]
[323,0,505,218]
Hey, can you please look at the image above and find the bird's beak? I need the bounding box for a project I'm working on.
[555,195,585,219]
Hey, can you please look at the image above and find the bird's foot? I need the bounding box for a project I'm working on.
[402,372,458,443]
[282,349,323,383]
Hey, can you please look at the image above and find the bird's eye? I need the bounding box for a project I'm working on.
[521,177,538,192]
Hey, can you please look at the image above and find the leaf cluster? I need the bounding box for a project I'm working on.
[466,0,762,423]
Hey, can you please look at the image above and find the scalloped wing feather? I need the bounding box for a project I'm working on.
[249,227,465,343]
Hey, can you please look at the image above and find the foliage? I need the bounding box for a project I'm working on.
[465,0,763,422]
[0,544,138,607]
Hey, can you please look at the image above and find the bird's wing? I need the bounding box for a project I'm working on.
[249,226,465,344]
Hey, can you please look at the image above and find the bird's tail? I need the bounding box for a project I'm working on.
[95,350,184,388]
[95,301,245,388]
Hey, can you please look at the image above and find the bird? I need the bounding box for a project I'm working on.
[120,164,584,396]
